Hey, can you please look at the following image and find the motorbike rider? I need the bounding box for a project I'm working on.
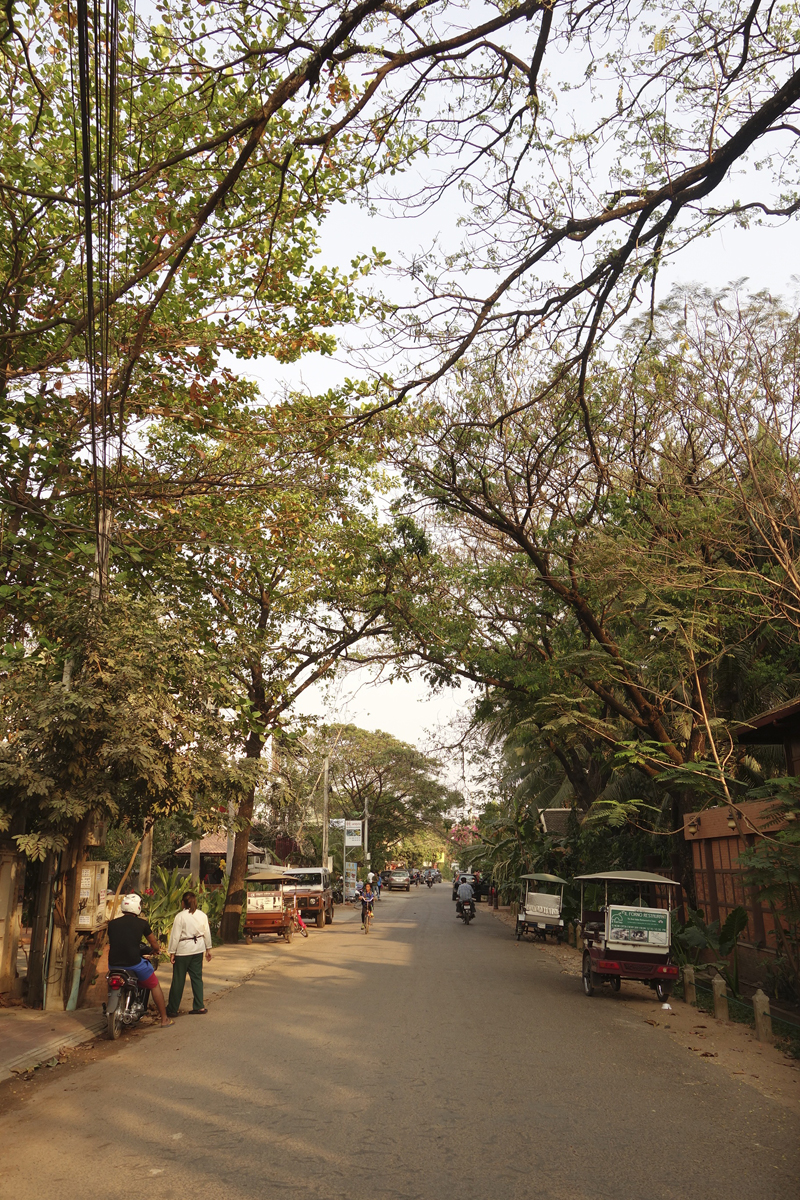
[455,876,476,918]
[107,894,172,1026]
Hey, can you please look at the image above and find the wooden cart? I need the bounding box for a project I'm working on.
[244,866,298,944]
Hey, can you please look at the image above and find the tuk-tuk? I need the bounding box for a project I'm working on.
[575,870,681,999]
[243,866,297,944]
[515,873,568,942]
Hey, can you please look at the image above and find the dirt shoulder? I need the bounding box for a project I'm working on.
[488,903,800,1117]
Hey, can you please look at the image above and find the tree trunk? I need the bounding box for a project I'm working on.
[27,852,57,1009]
[220,730,263,943]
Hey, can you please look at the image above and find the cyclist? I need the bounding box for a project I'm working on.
[359,881,375,929]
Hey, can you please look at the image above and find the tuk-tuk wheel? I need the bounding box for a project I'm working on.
[609,975,621,992]
[582,951,594,996]
[515,924,523,941]
[655,981,672,1001]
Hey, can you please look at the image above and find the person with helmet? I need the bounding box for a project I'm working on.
[107,894,173,1026]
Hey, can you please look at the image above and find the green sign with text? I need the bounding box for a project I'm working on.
[609,906,669,946]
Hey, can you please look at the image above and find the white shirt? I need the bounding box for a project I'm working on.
[168,908,212,956]
[367,872,375,883]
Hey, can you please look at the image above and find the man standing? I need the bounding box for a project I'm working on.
[107,894,173,1026]
[166,891,212,1016]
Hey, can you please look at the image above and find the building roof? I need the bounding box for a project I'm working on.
[734,696,800,744]
[174,833,267,857]
[539,808,572,836]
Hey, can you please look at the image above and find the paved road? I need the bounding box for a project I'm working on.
[1,888,797,1200]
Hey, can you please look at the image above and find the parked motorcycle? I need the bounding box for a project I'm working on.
[456,899,475,925]
[104,948,158,1039]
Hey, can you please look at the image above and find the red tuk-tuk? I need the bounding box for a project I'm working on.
[575,870,681,1000]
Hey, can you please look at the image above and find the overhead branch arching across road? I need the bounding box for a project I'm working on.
[3,0,800,427]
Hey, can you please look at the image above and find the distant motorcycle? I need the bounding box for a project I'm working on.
[104,948,158,1039]
[426,877,433,888]
[456,898,475,925]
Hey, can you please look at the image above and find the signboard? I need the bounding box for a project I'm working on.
[344,863,358,899]
[608,905,669,946]
[246,893,282,912]
[525,892,561,920]
[345,820,362,847]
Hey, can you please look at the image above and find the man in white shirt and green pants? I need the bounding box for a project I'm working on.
[166,891,212,1016]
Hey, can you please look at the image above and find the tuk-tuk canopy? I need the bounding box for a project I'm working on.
[520,873,568,885]
[245,866,297,883]
[574,870,680,886]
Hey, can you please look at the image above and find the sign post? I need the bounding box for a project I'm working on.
[344,821,362,899]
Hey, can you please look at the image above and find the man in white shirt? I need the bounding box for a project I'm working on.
[166,891,212,1016]
[456,878,475,919]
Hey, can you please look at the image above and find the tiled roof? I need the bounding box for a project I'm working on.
[174,833,266,856]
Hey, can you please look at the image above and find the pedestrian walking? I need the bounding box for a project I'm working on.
[166,891,212,1016]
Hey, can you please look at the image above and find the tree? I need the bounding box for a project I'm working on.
[0,591,247,1006]
[382,287,800,894]
[282,724,457,871]
[5,0,800,420]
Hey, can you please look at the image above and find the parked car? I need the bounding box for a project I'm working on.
[280,867,334,927]
[452,872,477,901]
[388,869,411,891]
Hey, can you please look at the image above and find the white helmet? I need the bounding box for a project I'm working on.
[120,893,142,915]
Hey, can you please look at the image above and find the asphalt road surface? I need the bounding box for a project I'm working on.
[1,888,798,1200]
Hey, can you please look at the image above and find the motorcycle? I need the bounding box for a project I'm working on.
[456,899,475,925]
[426,877,433,888]
[104,947,159,1039]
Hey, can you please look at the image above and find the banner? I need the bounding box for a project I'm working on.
[344,863,358,899]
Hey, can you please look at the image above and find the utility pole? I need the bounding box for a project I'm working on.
[364,796,369,866]
[322,755,329,869]
[138,826,153,892]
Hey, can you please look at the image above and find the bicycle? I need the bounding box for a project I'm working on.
[363,905,373,934]
[291,905,309,938]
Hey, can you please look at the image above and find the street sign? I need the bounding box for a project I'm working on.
[344,863,358,899]
[345,820,362,847]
